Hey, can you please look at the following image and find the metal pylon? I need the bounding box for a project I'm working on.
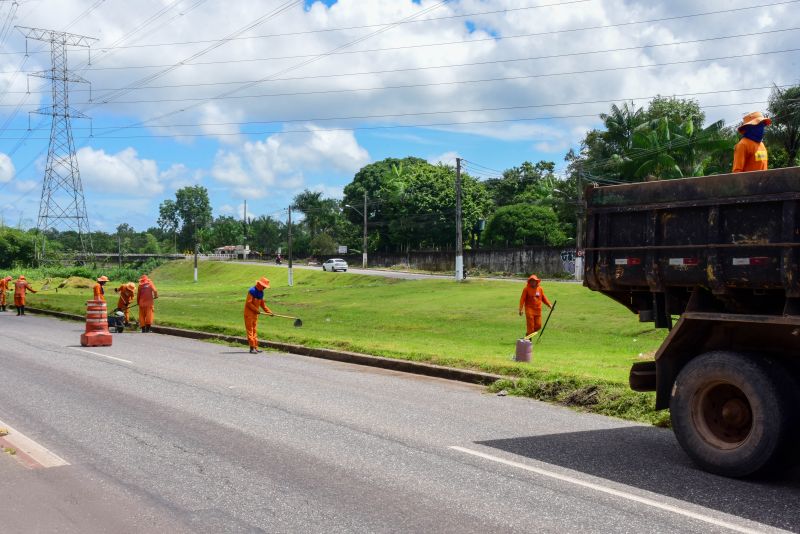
[17,26,96,257]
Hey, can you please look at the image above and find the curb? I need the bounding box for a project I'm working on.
[25,307,504,386]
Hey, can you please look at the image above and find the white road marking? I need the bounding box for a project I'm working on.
[0,419,69,468]
[450,446,778,534]
[71,347,133,364]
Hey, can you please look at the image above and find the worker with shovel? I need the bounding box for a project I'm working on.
[114,282,136,325]
[137,275,158,333]
[13,275,36,316]
[93,275,110,302]
[519,274,552,336]
[0,275,12,311]
[244,276,273,354]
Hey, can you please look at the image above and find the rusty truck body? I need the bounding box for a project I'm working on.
[584,167,800,477]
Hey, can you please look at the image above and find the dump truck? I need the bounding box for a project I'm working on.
[583,167,800,477]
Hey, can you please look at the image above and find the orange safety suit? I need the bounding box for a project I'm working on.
[137,277,158,328]
[14,277,36,306]
[0,276,10,307]
[519,282,552,336]
[114,283,135,323]
[93,282,106,302]
[732,137,768,173]
[244,285,272,350]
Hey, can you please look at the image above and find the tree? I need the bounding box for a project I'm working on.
[157,199,179,252]
[484,204,567,247]
[310,232,337,256]
[484,161,558,207]
[0,228,35,267]
[767,85,800,167]
[249,215,283,255]
[160,186,213,250]
[208,216,245,249]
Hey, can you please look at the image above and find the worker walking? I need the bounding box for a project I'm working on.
[0,275,11,311]
[519,274,552,336]
[244,276,272,354]
[93,275,109,302]
[137,275,158,332]
[14,275,36,316]
[114,282,136,324]
[733,111,771,173]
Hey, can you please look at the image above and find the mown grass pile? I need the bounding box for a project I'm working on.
[23,260,669,425]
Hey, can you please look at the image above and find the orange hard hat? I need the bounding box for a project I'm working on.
[126,282,135,291]
[139,275,149,283]
[528,274,541,282]
[97,275,109,282]
[18,275,25,280]
[738,111,772,133]
[255,276,271,289]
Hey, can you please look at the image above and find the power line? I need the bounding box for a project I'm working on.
[19,46,793,109]
[7,26,799,94]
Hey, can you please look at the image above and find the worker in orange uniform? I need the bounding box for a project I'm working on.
[519,274,552,336]
[733,111,771,173]
[113,282,136,325]
[136,275,158,333]
[14,275,36,316]
[93,275,109,302]
[244,276,273,354]
[0,275,12,311]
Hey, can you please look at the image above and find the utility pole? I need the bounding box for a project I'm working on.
[455,157,464,281]
[362,189,368,269]
[243,199,248,255]
[194,243,199,282]
[117,231,122,270]
[575,177,585,282]
[287,205,294,287]
[18,26,96,258]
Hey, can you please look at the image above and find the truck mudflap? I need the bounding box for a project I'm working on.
[629,361,656,392]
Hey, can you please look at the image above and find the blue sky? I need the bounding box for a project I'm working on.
[0,0,797,232]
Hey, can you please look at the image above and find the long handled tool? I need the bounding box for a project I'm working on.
[261,312,303,328]
[536,300,557,344]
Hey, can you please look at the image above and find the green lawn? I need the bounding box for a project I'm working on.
[27,260,665,384]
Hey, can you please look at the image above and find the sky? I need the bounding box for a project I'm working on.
[0,0,797,232]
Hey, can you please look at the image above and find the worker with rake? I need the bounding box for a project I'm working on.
[137,275,158,333]
[519,274,552,336]
[0,275,11,311]
[244,276,273,354]
[114,282,136,325]
[13,275,36,316]
[93,275,109,302]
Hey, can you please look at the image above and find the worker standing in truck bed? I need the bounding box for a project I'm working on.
[733,111,771,173]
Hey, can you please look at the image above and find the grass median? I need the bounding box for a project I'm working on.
[24,260,670,426]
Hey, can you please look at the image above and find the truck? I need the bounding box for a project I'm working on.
[583,167,800,477]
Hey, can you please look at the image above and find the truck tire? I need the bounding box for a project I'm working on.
[670,351,795,478]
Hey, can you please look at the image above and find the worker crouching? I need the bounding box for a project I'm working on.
[114,282,136,325]
[244,276,272,354]
[137,275,158,332]
[519,274,552,336]
[14,275,37,316]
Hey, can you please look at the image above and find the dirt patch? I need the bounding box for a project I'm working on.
[58,276,94,289]
[562,385,600,406]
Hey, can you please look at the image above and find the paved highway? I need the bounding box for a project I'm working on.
[0,313,797,533]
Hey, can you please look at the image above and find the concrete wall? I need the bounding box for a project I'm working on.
[324,247,577,277]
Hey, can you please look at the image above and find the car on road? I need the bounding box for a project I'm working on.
[322,258,348,272]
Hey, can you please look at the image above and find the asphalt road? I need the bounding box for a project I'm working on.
[1,313,798,533]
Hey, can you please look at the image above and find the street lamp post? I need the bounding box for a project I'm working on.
[344,191,368,269]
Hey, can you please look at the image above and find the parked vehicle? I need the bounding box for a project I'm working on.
[322,258,348,272]
[583,167,800,477]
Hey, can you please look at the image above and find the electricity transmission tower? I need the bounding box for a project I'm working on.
[17,26,96,257]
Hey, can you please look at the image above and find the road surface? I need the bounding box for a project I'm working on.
[0,313,797,533]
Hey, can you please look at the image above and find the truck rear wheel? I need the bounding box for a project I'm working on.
[670,351,795,477]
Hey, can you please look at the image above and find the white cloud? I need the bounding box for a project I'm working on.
[77,147,191,197]
[211,124,369,198]
[427,151,459,165]
[0,153,14,183]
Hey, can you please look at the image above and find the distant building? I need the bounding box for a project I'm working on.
[213,245,250,259]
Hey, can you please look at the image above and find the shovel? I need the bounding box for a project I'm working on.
[261,312,303,327]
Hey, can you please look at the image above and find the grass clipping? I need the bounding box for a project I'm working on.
[489,376,671,427]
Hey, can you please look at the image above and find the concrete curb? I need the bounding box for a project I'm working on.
[26,307,504,386]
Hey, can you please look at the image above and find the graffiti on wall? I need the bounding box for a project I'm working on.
[560,249,577,274]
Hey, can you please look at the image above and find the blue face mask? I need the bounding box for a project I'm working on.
[742,123,766,143]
